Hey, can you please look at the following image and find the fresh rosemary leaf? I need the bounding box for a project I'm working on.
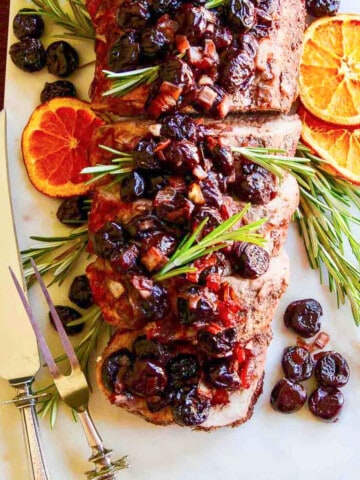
[21,226,89,286]
[30,0,95,39]
[102,66,160,97]
[154,206,267,281]
[205,0,228,8]
[81,144,134,184]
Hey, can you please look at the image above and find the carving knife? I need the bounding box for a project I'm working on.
[0,110,49,480]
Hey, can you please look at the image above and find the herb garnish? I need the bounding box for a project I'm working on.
[81,145,134,184]
[154,205,267,281]
[29,0,95,39]
[21,225,89,287]
[102,66,160,98]
[233,144,360,325]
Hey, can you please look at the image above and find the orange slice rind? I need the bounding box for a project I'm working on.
[22,97,105,197]
[299,106,360,185]
[299,14,360,126]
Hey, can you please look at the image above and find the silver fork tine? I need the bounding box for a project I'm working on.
[30,258,79,370]
[9,267,60,378]
[12,262,128,478]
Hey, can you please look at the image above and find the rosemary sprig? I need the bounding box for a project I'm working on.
[237,144,360,325]
[205,0,228,8]
[21,225,89,286]
[154,205,267,281]
[29,0,95,39]
[102,66,160,98]
[81,145,134,184]
[36,305,106,427]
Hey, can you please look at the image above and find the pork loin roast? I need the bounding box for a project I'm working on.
[85,111,300,428]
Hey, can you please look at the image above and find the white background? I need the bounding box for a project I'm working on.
[1,1,360,479]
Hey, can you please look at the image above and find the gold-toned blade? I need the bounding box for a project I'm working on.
[0,110,40,381]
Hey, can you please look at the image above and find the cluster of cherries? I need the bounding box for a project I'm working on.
[270,298,350,422]
[9,9,79,103]
[109,0,276,117]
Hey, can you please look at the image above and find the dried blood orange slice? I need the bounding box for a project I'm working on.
[299,14,360,126]
[22,97,105,197]
[299,106,360,185]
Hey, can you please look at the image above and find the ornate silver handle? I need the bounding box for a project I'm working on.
[77,409,128,479]
[13,380,49,480]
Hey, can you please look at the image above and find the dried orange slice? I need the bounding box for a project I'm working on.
[299,106,360,185]
[22,97,105,197]
[299,14,360,126]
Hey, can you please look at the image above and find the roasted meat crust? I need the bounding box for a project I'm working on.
[86,0,305,117]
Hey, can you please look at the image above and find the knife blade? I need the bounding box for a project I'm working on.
[0,110,49,480]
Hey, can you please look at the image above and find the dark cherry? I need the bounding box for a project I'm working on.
[101,349,133,392]
[160,58,195,92]
[210,144,234,176]
[161,113,198,142]
[151,0,181,15]
[145,175,170,198]
[108,33,140,72]
[49,305,83,335]
[138,283,170,321]
[46,41,79,77]
[93,221,127,260]
[141,28,168,58]
[177,292,214,325]
[233,243,270,279]
[174,3,208,42]
[124,359,168,397]
[154,188,194,225]
[240,33,259,58]
[284,298,323,338]
[308,386,344,422]
[120,171,146,203]
[192,206,222,235]
[205,359,240,390]
[69,275,93,309]
[124,214,164,240]
[13,9,45,39]
[110,244,140,271]
[220,50,254,94]
[251,1,274,38]
[163,140,200,174]
[116,1,151,29]
[270,378,307,413]
[226,0,256,32]
[146,388,175,412]
[198,328,237,358]
[56,196,88,225]
[167,354,199,387]
[40,80,77,103]
[172,389,210,426]
[315,352,350,388]
[9,38,46,72]
[200,175,223,209]
[209,26,233,51]
[281,346,314,382]
[233,160,277,204]
[133,138,160,172]
[198,264,223,285]
[306,0,340,17]
[144,232,178,257]
[132,336,169,363]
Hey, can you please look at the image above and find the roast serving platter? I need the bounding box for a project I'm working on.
[1,1,360,479]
